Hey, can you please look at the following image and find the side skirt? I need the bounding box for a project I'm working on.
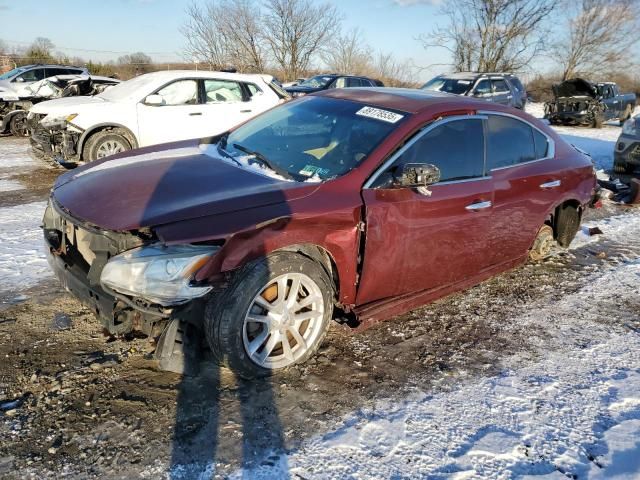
[352,255,527,332]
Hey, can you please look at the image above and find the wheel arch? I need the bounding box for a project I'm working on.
[1,109,26,132]
[275,243,340,301]
[550,198,584,244]
[78,123,138,160]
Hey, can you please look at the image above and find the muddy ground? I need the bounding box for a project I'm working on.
[0,138,639,479]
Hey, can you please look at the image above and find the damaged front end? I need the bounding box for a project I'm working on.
[42,199,216,335]
[28,112,83,167]
[544,78,605,126]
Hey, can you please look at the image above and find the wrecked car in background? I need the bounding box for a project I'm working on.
[28,70,289,167]
[0,75,120,137]
[614,114,640,174]
[0,63,88,96]
[43,88,596,378]
[544,78,636,128]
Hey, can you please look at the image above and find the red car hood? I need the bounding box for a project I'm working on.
[52,140,318,231]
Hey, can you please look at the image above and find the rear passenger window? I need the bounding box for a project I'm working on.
[396,119,485,182]
[533,129,549,158]
[204,79,243,103]
[246,83,263,97]
[492,79,509,93]
[487,115,536,169]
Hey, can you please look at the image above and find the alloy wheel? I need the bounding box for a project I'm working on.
[242,273,325,369]
[96,140,126,158]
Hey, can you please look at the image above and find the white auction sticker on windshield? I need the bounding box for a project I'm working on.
[356,106,404,124]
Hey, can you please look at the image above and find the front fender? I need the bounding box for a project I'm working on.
[154,203,363,305]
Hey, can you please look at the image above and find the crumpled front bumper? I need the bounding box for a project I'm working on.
[28,114,82,165]
[42,198,171,334]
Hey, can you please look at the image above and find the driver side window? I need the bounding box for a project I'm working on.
[155,80,198,106]
[392,118,486,183]
[15,68,45,82]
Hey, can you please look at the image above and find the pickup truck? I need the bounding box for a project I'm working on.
[544,78,636,128]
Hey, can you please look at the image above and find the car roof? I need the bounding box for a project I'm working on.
[315,87,488,114]
[132,70,273,83]
[19,64,86,69]
[436,72,516,80]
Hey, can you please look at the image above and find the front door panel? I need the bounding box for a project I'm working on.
[357,180,494,305]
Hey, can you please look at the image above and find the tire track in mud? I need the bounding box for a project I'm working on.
[1,205,640,478]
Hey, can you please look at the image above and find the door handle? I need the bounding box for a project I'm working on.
[189,112,202,116]
[540,180,561,189]
[465,200,492,211]
[240,109,252,113]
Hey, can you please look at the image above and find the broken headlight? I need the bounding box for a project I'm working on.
[622,118,637,136]
[100,245,218,305]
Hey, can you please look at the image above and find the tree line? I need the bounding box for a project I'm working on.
[2,0,639,87]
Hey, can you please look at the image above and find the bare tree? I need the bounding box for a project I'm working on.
[552,0,640,80]
[321,28,372,75]
[263,0,341,80]
[117,52,153,76]
[374,52,415,87]
[421,0,556,73]
[181,0,268,72]
[26,37,55,63]
[218,0,267,72]
[181,1,228,69]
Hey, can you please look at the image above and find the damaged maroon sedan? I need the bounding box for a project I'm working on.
[43,88,596,377]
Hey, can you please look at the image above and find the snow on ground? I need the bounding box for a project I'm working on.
[0,201,51,292]
[0,178,24,191]
[571,212,640,250]
[220,241,640,479]
[0,138,38,169]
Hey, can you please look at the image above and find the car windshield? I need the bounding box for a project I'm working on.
[422,77,473,95]
[220,96,405,182]
[0,67,27,80]
[298,75,334,88]
[98,74,159,102]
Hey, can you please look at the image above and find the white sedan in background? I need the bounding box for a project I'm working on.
[28,70,289,165]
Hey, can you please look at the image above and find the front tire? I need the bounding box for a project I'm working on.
[9,112,28,137]
[83,129,132,162]
[205,252,334,378]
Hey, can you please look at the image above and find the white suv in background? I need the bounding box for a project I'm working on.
[28,70,289,165]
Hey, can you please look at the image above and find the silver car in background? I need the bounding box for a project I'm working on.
[421,72,527,109]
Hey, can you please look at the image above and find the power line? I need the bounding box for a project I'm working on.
[2,39,182,57]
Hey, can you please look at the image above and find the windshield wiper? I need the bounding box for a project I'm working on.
[213,134,242,167]
[231,143,300,181]
[232,143,278,171]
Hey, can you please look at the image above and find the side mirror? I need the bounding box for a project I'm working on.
[15,77,25,83]
[395,163,440,188]
[144,94,164,106]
